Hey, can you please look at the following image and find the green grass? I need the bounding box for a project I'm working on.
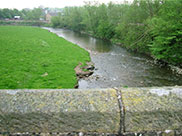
[0,26,90,89]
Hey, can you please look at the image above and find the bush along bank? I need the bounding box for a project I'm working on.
[0,20,50,27]
[51,0,182,68]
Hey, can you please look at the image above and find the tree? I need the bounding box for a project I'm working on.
[149,0,182,65]
[51,16,61,28]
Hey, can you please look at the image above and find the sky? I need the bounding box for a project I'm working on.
[0,0,133,10]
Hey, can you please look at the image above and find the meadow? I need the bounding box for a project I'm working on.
[0,26,90,89]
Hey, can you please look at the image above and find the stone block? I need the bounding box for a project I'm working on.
[0,89,120,133]
[119,87,182,133]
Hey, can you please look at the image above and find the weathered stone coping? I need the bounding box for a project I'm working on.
[0,87,182,135]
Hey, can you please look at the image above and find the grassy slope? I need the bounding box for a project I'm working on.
[0,26,90,89]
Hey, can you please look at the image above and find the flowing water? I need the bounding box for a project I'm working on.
[44,27,182,89]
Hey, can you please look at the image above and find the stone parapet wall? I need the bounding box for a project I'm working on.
[0,87,182,135]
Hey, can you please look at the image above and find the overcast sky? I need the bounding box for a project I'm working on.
[0,0,133,10]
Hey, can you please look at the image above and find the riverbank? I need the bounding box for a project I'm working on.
[66,28,182,75]
[0,26,90,89]
[78,31,182,74]
[45,28,182,89]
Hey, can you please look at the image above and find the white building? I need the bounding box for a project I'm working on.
[14,16,21,20]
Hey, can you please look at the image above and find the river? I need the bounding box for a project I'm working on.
[44,27,182,89]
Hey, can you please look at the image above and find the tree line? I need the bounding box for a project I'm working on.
[51,0,182,67]
[0,8,45,20]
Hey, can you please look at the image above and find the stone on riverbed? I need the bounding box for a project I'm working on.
[83,62,95,71]
[74,62,94,79]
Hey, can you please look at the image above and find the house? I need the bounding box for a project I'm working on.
[45,13,52,23]
[45,10,60,23]
[14,16,21,20]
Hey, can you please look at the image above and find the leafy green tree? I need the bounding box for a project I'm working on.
[149,0,182,65]
[83,2,100,34]
[97,20,114,39]
[2,8,12,19]
[32,8,42,20]
[21,8,43,20]
[51,16,61,27]
[0,9,4,19]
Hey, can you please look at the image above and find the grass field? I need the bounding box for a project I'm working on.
[0,26,90,89]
